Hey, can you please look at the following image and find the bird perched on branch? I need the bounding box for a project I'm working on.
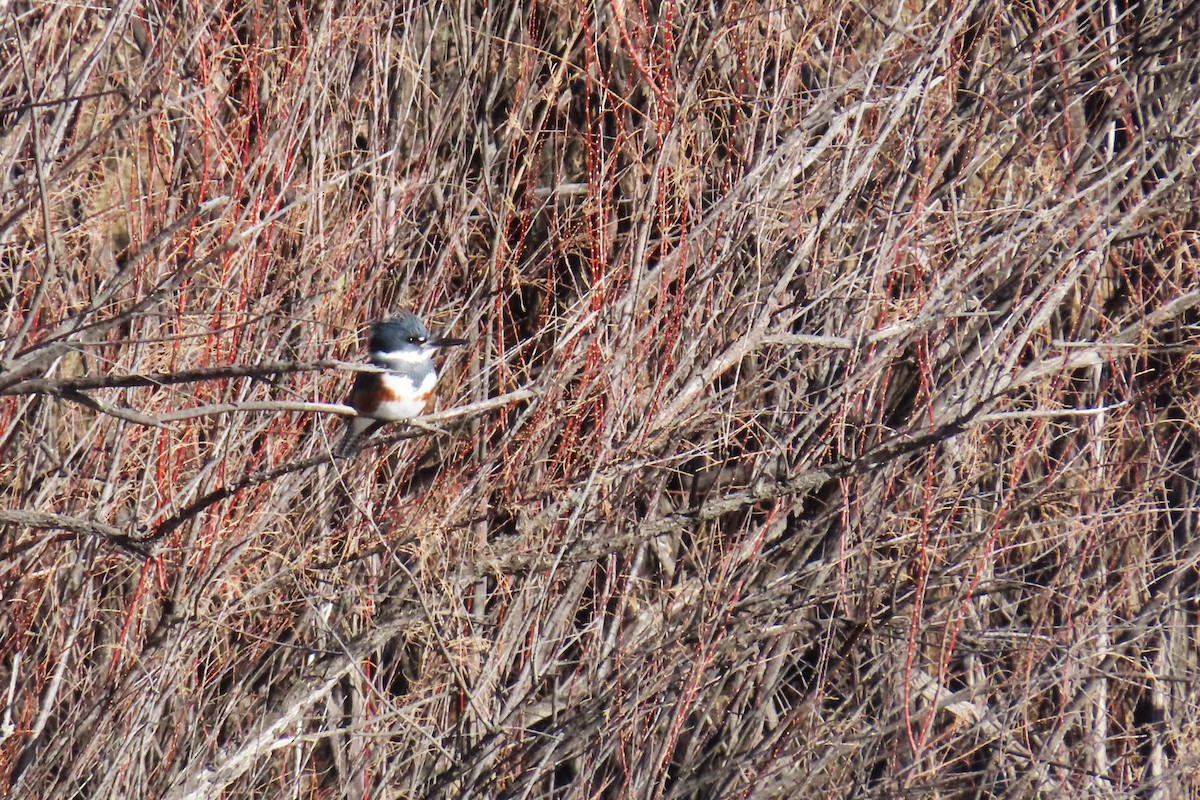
[337,312,466,456]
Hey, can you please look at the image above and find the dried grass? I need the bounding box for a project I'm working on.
[2,0,1200,797]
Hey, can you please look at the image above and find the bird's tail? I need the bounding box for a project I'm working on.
[336,416,381,457]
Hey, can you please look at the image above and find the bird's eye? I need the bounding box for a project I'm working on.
[408,335,424,344]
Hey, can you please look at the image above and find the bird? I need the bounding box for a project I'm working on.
[337,312,466,456]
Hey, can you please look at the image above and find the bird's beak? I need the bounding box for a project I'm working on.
[429,335,468,348]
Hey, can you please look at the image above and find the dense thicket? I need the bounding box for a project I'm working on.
[2,1,1199,797]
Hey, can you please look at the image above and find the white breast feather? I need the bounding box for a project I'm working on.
[371,371,437,420]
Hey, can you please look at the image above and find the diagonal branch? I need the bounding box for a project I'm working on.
[162,604,424,800]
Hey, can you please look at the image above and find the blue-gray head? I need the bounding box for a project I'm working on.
[368,312,467,365]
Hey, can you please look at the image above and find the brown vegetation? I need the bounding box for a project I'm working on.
[2,0,1200,797]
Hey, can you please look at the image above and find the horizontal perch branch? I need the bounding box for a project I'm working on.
[0,510,148,558]
[1,359,348,395]
[155,388,538,424]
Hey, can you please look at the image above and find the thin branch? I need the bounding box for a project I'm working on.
[2,11,56,369]
[158,400,357,424]
[0,510,147,558]
[60,389,171,428]
[157,387,538,424]
[0,359,344,395]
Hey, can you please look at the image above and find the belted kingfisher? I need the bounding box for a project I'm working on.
[337,312,466,456]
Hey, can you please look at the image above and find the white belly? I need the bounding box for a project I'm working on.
[372,371,436,420]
